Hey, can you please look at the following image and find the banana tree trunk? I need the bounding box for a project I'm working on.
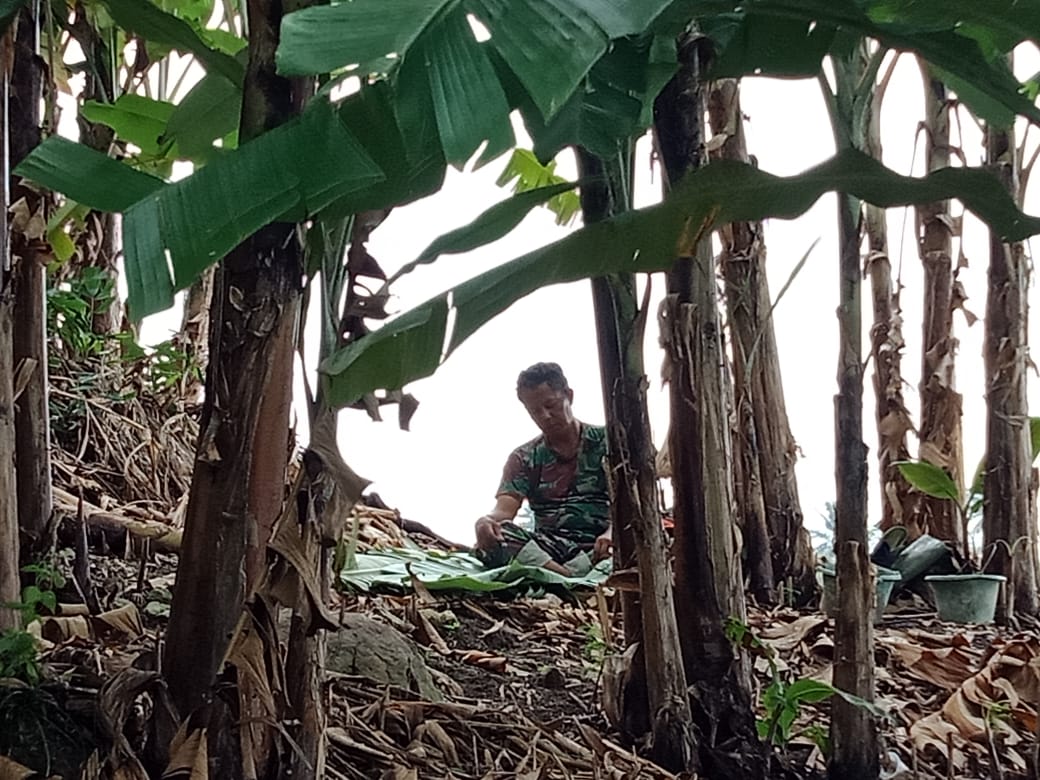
[982,121,1039,620]
[824,47,878,780]
[863,82,913,534]
[67,1,121,334]
[284,439,331,780]
[707,77,819,606]
[284,208,387,778]
[590,277,649,713]
[0,301,17,632]
[165,0,305,717]
[830,190,879,780]
[577,148,694,773]
[654,36,765,779]
[0,22,19,631]
[915,70,964,550]
[10,5,52,555]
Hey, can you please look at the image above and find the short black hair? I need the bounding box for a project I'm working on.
[517,362,569,393]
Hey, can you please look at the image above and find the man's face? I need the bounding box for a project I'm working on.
[518,383,575,436]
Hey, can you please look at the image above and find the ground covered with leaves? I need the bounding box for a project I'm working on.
[6,518,1040,780]
[4,332,1039,778]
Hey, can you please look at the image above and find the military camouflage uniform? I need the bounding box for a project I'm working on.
[480,423,609,573]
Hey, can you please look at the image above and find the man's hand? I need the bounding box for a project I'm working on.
[593,530,612,562]
[474,516,504,551]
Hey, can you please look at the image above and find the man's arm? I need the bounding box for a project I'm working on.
[474,494,522,550]
[593,524,612,562]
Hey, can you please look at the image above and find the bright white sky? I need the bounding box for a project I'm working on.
[119,50,1040,547]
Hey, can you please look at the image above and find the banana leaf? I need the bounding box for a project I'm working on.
[339,547,611,593]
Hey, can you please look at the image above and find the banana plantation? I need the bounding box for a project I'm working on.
[3,1,1040,778]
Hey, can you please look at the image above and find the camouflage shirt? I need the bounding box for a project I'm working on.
[497,423,609,545]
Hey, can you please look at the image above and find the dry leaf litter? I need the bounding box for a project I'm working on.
[5,354,1038,779]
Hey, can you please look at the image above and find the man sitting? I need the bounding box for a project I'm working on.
[473,362,612,576]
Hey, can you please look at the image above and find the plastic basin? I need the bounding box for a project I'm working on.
[925,573,1006,624]
[819,565,902,624]
[890,534,950,582]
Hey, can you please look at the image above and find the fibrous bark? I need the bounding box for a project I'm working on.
[578,148,693,771]
[10,6,52,554]
[165,226,301,716]
[165,0,305,717]
[0,40,11,636]
[178,267,214,402]
[284,438,331,780]
[0,294,18,632]
[708,78,818,606]
[824,46,878,780]
[915,70,964,549]
[654,37,765,779]
[982,122,1038,620]
[863,76,913,534]
[830,186,879,780]
[580,154,649,742]
[730,389,775,605]
[286,594,328,780]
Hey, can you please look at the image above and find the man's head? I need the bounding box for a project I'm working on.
[516,362,575,436]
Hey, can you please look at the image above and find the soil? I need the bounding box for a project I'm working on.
[7,531,1040,779]
[422,599,608,730]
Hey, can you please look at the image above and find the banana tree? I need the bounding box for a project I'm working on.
[915,71,965,549]
[816,39,882,779]
[158,0,307,731]
[862,53,916,535]
[983,114,1039,620]
[0,13,19,626]
[576,145,695,770]
[653,32,763,776]
[6,1,51,561]
[706,77,813,605]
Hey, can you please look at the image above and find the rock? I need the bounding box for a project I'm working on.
[538,665,567,689]
[326,613,442,701]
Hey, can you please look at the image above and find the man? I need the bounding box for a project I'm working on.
[474,362,612,576]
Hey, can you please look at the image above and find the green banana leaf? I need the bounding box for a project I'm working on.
[103,0,243,85]
[277,0,1040,168]
[339,547,612,593]
[320,148,1040,407]
[160,69,244,162]
[278,0,673,125]
[897,417,1040,511]
[17,0,1040,324]
[81,95,177,157]
[389,181,577,285]
[0,0,27,34]
[693,0,1040,126]
[893,461,961,503]
[14,137,165,213]
[18,98,386,318]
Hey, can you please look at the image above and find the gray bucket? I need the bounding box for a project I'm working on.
[819,565,902,624]
[890,534,951,582]
[925,573,1006,624]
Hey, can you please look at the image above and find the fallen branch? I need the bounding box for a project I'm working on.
[54,486,182,552]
